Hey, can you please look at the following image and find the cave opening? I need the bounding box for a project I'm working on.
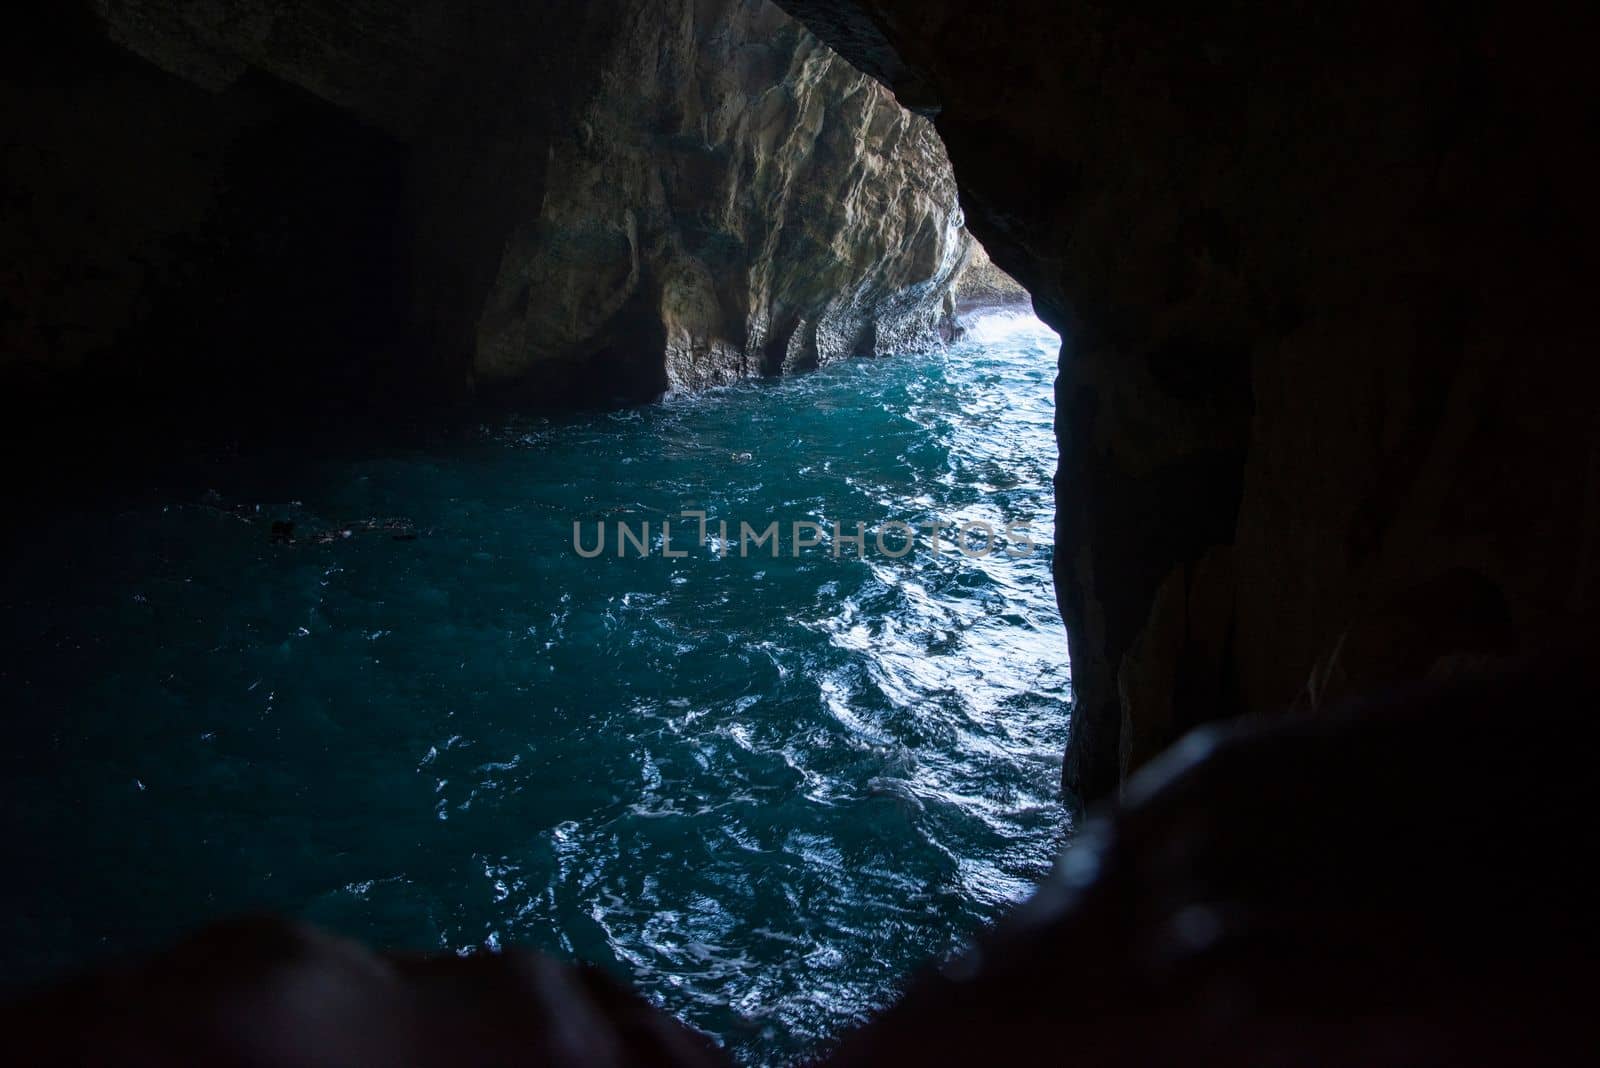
[7,0,1598,1061]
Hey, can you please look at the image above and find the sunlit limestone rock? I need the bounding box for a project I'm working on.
[473,0,970,398]
[953,240,1030,312]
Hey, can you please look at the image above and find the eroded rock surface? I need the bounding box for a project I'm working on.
[476,0,967,399]
[953,240,1030,312]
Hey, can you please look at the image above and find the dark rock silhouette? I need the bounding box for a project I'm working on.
[828,656,1595,1065]
[776,0,1600,800]
[4,917,727,1066]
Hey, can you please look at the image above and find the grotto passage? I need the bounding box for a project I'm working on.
[0,310,1069,1064]
[6,0,1600,1062]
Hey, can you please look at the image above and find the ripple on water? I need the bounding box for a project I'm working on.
[0,309,1070,1065]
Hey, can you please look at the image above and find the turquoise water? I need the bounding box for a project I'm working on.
[0,311,1069,1063]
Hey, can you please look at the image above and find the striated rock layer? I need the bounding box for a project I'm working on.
[777,0,1600,801]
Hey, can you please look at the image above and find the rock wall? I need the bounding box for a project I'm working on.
[776,0,1600,800]
[475,0,968,400]
[952,240,1030,312]
[2,0,966,434]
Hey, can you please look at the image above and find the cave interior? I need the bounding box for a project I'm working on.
[2,0,1597,1063]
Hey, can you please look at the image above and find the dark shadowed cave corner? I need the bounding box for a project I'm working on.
[3,9,436,493]
[3,0,1600,1062]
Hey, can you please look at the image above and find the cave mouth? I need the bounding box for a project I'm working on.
[0,298,1067,1060]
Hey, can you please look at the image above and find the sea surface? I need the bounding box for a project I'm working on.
[0,309,1070,1063]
